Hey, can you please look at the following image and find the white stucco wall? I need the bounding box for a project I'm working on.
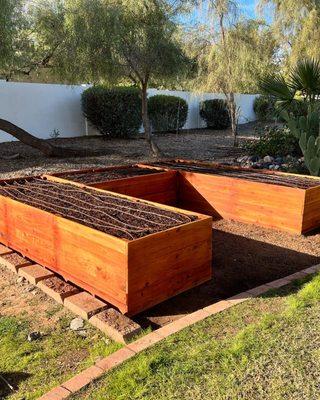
[0,80,259,143]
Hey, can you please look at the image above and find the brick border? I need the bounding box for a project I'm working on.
[38,263,320,400]
[0,247,142,344]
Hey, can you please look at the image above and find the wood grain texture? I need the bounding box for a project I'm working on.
[178,171,306,233]
[139,159,320,234]
[0,177,212,315]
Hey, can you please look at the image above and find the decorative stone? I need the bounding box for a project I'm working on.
[263,155,274,163]
[28,331,41,342]
[70,317,85,331]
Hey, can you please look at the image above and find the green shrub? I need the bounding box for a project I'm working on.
[81,86,142,137]
[253,95,276,121]
[148,95,188,132]
[244,126,301,157]
[199,99,231,130]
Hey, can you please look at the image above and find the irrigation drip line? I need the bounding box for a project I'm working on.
[32,178,189,225]
[13,180,172,230]
[153,162,319,189]
[0,179,195,239]
[59,167,159,184]
[0,183,137,239]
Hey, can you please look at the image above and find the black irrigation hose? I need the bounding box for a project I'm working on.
[0,179,195,240]
[154,162,319,189]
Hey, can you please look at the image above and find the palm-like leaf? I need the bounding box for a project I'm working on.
[259,74,296,112]
[289,59,320,98]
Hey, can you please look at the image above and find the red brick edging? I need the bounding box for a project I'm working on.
[38,264,320,400]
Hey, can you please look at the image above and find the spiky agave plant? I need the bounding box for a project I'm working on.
[259,59,320,176]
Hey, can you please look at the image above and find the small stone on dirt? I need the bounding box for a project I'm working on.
[28,331,41,342]
[70,317,84,331]
[17,276,26,284]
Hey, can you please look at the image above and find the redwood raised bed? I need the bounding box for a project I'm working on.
[139,159,320,234]
[51,165,178,206]
[0,177,212,315]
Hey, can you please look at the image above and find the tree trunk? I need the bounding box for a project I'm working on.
[141,83,162,157]
[227,93,238,147]
[0,119,84,157]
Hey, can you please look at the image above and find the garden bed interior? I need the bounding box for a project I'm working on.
[138,160,320,234]
[1,160,320,316]
[0,176,212,315]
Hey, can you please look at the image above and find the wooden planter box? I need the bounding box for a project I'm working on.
[0,177,212,315]
[138,160,320,234]
[51,166,178,206]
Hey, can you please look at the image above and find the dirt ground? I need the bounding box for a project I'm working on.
[0,126,258,178]
[0,263,68,329]
[1,121,319,331]
[135,219,320,328]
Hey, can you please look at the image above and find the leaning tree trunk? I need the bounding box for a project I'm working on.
[0,118,83,157]
[141,83,162,157]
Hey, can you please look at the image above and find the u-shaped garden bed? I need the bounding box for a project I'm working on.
[0,160,319,316]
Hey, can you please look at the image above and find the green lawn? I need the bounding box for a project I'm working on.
[73,273,320,400]
[0,310,122,399]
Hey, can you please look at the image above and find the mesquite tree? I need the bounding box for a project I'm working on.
[0,0,80,157]
[194,0,277,146]
[45,0,187,156]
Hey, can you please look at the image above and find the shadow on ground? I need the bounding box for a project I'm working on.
[0,372,31,398]
[136,228,320,328]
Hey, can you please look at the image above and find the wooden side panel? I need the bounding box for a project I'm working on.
[0,196,129,313]
[127,217,212,315]
[89,171,178,206]
[178,172,305,234]
[302,186,320,233]
[55,217,129,312]
[3,198,57,266]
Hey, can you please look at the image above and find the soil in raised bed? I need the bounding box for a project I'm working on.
[57,166,164,185]
[149,160,320,189]
[0,178,197,240]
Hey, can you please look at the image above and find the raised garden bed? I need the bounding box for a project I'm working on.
[139,159,320,234]
[0,177,212,315]
[52,165,178,206]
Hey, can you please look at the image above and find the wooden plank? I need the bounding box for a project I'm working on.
[302,186,320,233]
[127,216,212,315]
[177,171,305,233]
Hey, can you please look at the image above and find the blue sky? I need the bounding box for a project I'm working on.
[238,0,257,18]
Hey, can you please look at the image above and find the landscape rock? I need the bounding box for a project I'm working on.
[27,331,41,342]
[263,155,274,163]
[17,276,26,284]
[70,317,84,331]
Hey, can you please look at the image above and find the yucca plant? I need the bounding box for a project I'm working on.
[260,59,320,176]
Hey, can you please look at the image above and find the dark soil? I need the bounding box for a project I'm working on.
[135,219,320,328]
[150,160,320,189]
[0,179,197,240]
[95,308,139,335]
[58,166,163,185]
[42,276,77,294]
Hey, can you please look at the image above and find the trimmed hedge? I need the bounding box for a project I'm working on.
[81,86,142,137]
[148,95,188,132]
[253,95,276,121]
[200,99,231,130]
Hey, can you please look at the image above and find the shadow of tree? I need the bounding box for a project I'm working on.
[0,372,31,399]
